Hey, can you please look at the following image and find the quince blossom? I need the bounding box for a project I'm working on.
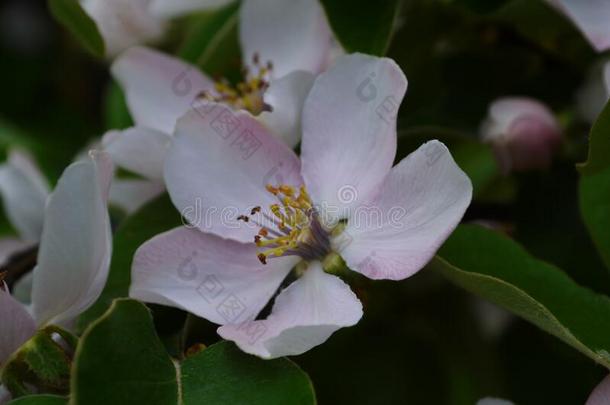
[103,0,337,209]
[80,0,235,57]
[0,152,113,367]
[130,54,472,359]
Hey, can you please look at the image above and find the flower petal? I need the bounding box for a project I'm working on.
[108,178,165,214]
[239,0,333,77]
[546,0,610,52]
[164,103,302,242]
[0,285,35,366]
[301,54,407,222]
[149,0,233,18]
[340,141,472,281]
[587,375,610,405]
[31,152,114,327]
[102,126,172,180]
[111,46,213,134]
[0,150,49,242]
[131,226,296,325]
[259,70,315,148]
[81,0,166,57]
[218,261,363,359]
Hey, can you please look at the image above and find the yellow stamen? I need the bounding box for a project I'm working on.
[252,184,315,263]
[201,54,272,115]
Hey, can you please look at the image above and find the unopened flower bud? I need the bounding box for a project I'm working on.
[480,97,562,174]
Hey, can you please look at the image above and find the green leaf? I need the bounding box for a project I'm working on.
[72,300,180,405]
[580,101,610,271]
[179,1,242,81]
[434,225,610,369]
[181,342,315,405]
[320,0,400,55]
[48,0,105,58]
[580,170,610,271]
[73,300,316,405]
[77,194,182,330]
[7,395,67,405]
[579,101,610,175]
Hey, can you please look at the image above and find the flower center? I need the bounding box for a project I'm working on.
[200,54,272,116]
[238,184,331,264]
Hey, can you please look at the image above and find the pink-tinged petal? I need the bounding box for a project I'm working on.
[131,226,297,325]
[218,262,363,359]
[480,97,561,174]
[31,152,113,327]
[239,0,333,78]
[0,150,49,242]
[165,103,302,242]
[0,285,35,366]
[81,0,166,57]
[340,141,472,281]
[301,54,407,222]
[108,178,165,214]
[111,47,213,134]
[587,375,610,405]
[149,0,233,18]
[259,71,315,148]
[102,126,172,181]
[0,238,32,267]
[546,0,610,52]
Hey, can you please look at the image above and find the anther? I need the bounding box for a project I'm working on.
[257,253,267,264]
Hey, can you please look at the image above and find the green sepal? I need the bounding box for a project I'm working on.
[1,326,77,398]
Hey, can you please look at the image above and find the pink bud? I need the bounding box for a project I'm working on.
[480,97,562,174]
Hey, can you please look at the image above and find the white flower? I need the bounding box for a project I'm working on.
[130,54,472,359]
[0,151,113,366]
[103,0,337,207]
[81,0,241,58]
[80,0,166,58]
[0,150,49,265]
